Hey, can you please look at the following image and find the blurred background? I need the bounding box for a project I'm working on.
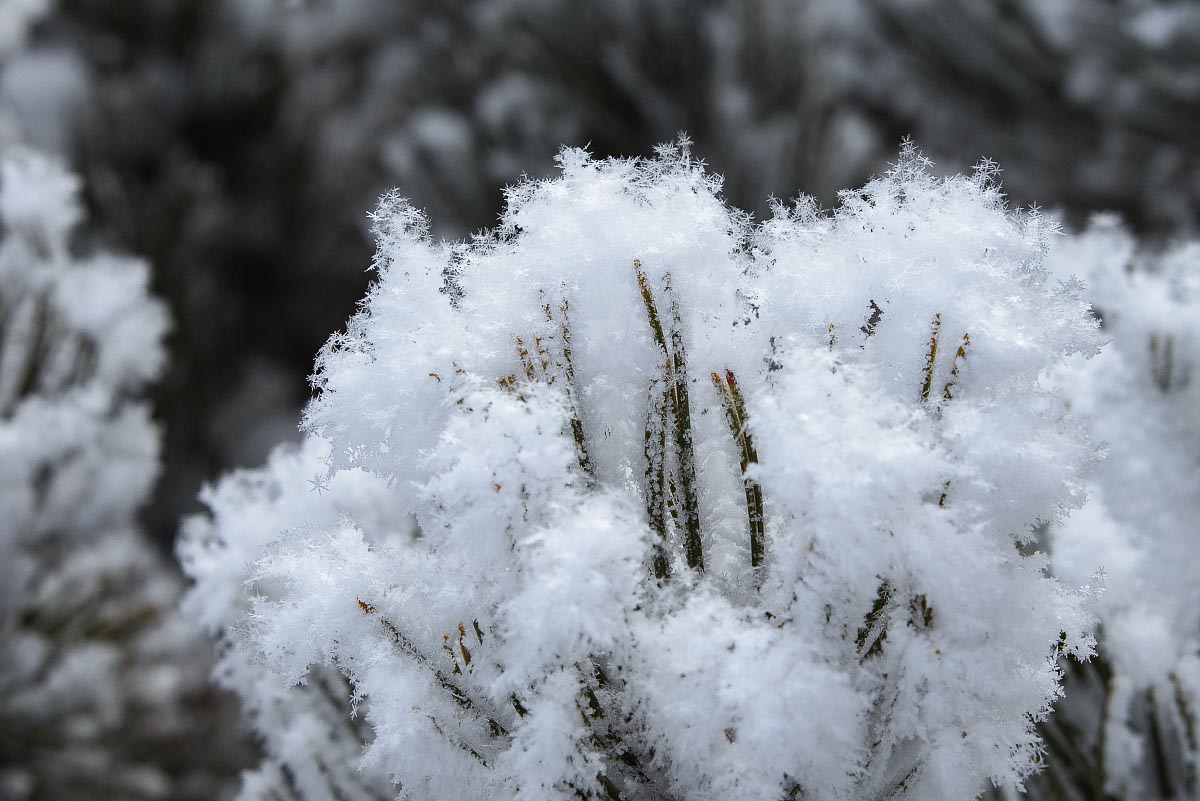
[3,1,1200,799]
[4,0,1198,546]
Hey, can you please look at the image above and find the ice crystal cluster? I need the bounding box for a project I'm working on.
[0,146,236,800]
[183,143,1103,801]
[1030,219,1200,800]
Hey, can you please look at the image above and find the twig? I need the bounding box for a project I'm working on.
[358,599,510,760]
[664,274,703,572]
[644,379,671,581]
[941,332,971,401]
[857,581,893,662]
[919,313,942,403]
[711,369,765,570]
[549,296,595,479]
[633,260,703,572]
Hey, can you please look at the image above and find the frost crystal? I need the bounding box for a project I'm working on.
[185,143,1102,801]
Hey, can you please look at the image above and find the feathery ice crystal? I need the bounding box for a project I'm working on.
[183,143,1102,801]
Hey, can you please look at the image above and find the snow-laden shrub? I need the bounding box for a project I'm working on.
[183,143,1102,801]
[0,147,239,801]
[1032,218,1200,800]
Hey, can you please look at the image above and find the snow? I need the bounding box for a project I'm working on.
[185,141,1103,801]
[1045,216,1200,798]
